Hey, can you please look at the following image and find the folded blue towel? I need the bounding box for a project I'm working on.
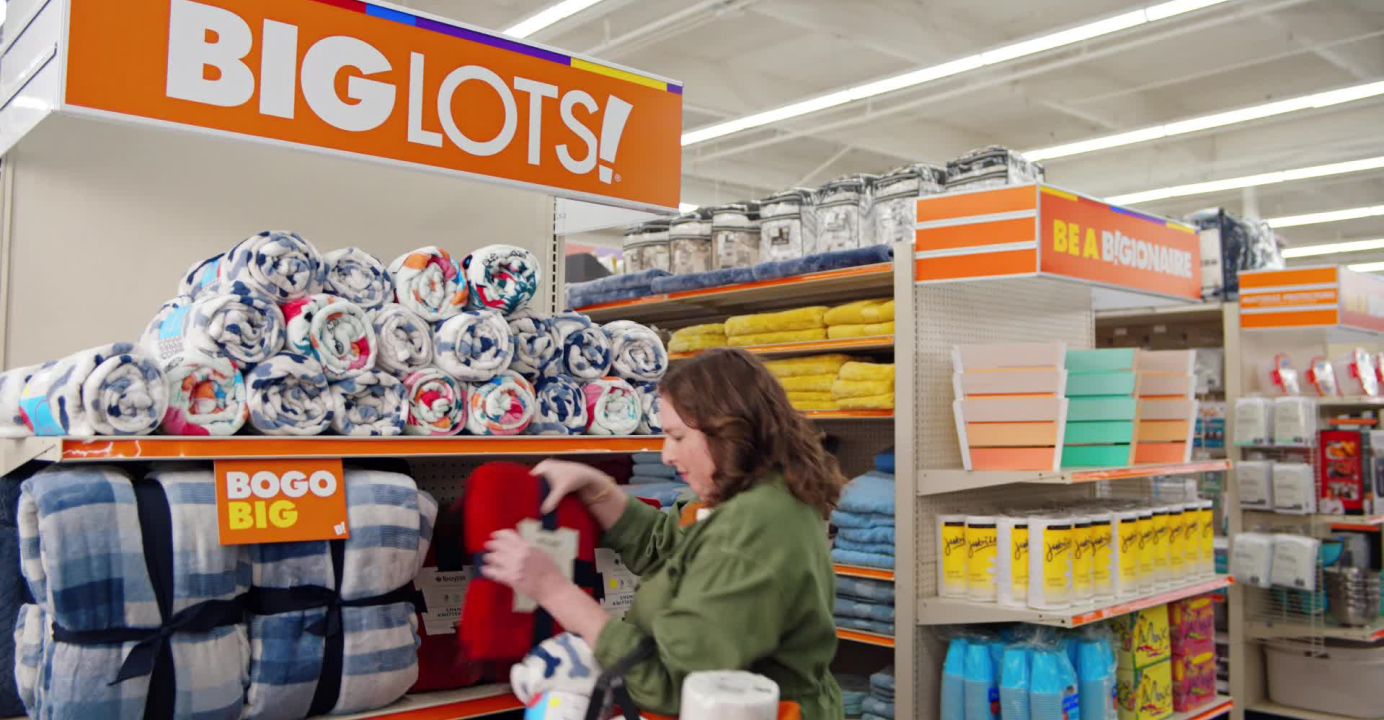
[863,698,894,719]
[835,596,895,622]
[751,245,893,281]
[630,462,679,479]
[874,448,895,474]
[837,577,895,604]
[631,452,664,464]
[832,548,895,569]
[834,537,894,557]
[870,668,895,696]
[835,615,895,635]
[862,713,890,720]
[628,481,691,507]
[839,525,895,544]
[832,509,894,529]
[838,471,895,516]
[650,267,758,293]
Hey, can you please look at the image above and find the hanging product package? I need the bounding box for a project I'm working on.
[1305,356,1340,397]
[758,188,818,262]
[1236,460,1273,510]
[944,146,1044,192]
[1232,397,1274,446]
[669,208,715,275]
[461,462,603,663]
[1270,534,1321,591]
[872,164,946,246]
[814,175,875,253]
[1334,348,1379,397]
[997,516,1030,608]
[1028,515,1073,610]
[1230,532,1274,588]
[1272,396,1316,447]
[1272,462,1316,515]
[412,497,490,692]
[711,203,762,270]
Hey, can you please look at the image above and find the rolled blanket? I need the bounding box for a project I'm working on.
[177,253,224,299]
[466,371,536,436]
[144,289,287,367]
[750,244,893,282]
[831,547,895,569]
[633,380,662,434]
[787,391,838,411]
[824,299,894,326]
[17,465,249,720]
[528,375,587,435]
[583,377,641,435]
[839,471,896,516]
[764,354,853,378]
[464,244,542,315]
[0,365,43,437]
[832,379,893,399]
[834,537,894,557]
[511,633,602,706]
[323,247,394,311]
[552,312,613,381]
[840,361,895,382]
[402,368,466,436]
[827,321,895,340]
[668,334,727,353]
[839,525,896,544]
[631,452,663,464]
[330,370,407,436]
[246,354,333,435]
[835,596,896,622]
[222,230,326,301]
[388,247,469,322]
[371,303,435,377]
[648,267,755,294]
[836,577,896,604]
[834,615,894,635]
[729,328,828,347]
[161,352,248,436]
[839,394,893,410]
[283,294,378,381]
[870,669,895,696]
[508,310,560,383]
[245,469,436,718]
[435,310,515,382]
[604,320,668,381]
[672,323,726,338]
[780,374,837,392]
[725,306,828,336]
[20,343,168,436]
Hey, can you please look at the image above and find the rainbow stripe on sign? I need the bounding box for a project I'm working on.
[1039,186,1196,234]
[307,0,684,94]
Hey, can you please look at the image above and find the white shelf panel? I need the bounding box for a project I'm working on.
[1250,701,1368,720]
[1173,695,1234,720]
[918,460,1231,495]
[1247,617,1384,642]
[918,575,1233,628]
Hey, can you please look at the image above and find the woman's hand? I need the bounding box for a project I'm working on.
[480,529,570,605]
[531,459,616,514]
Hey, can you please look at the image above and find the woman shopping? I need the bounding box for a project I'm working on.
[481,348,847,720]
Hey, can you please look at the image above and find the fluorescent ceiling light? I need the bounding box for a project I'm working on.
[681,0,1233,146]
[1027,80,1384,161]
[1268,205,1384,228]
[1350,261,1384,273]
[1282,238,1384,258]
[678,203,699,213]
[1108,155,1384,205]
[504,0,607,39]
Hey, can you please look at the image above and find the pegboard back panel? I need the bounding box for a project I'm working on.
[819,419,896,479]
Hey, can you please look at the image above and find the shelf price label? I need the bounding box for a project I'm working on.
[215,458,349,545]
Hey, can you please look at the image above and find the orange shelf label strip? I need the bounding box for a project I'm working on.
[1070,576,1233,626]
[1067,460,1231,482]
[834,564,896,581]
[836,628,895,647]
[61,436,664,461]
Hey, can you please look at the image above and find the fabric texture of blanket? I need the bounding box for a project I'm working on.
[836,577,895,604]
[831,510,893,530]
[371,304,435,378]
[282,294,378,381]
[566,286,656,310]
[835,596,895,622]
[566,269,668,309]
[0,474,28,716]
[863,698,895,719]
[244,469,436,719]
[604,321,667,382]
[728,328,827,347]
[463,244,542,315]
[509,632,601,706]
[161,353,248,436]
[787,392,838,411]
[17,465,250,720]
[0,365,44,437]
[20,343,168,437]
[223,231,326,302]
[648,267,755,294]
[824,299,895,326]
[402,368,466,436]
[668,334,727,353]
[633,381,662,434]
[875,448,894,474]
[833,615,894,635]
[670,323,725,339]
[830,548,895,570]
[764,354,853,378]
[246,354,333,436]
[630,462,678,479]
[779,374,837,392]
[827,321,896,340]
[838,471,896,516]
[527,376,587,435]
[322,248,393,311]
[838,525,895,544]
[388,247,469,323]
[177,254,225,300]
[552,312,613,381]
[725,306,827,336]
[583,377,641,435]
[434,310,514,382]
[467,371,535,436]
[832,379,892,399]
[749,244,892,282]
[840,362,895,382]
[330,370,406,436]
[838,394,894,410]
[144,290,287,368]
[834,537,894,557]
[507,310,560,382]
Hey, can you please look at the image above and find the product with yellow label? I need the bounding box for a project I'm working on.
[1167,505,1187,584]
[1072,516,1095,603]
[1111,605,1172,669]
[1117,659,1173,720]
[1091,512,1115,600]
[1115,509,1141,598]
[1183,506,1201,580]
[965,515,999,602]
[1151,507,1171,587]
[1137,509,1155,593]
[1197,500,1215,577]
[997,516,1029,607]
[937,514,968,598]
[1028,515,1073,610]
[1171,651,1216,712]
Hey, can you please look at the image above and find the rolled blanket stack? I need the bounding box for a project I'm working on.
[604,321,668,382]
[0,365,46,437]
[178,253,225,299]
[725,306,829,347]
[19,343,169,436]
[862,668,895,720]
[162,353,248,436]
[552,312,613,380]
[15,465,250,720]
[143,290,287,368]
[466,371,535,436]
[371,304,435,378]
[583,377,642,435]
[402,368,466,436]
[831,361,895,410]
[825,298,896,340]
[668,323,727,353]
[764,353,853,411]
[323,247,394,311]
[244,469,436,718]
[830,471,895,570]
[434,310,514,382]
[463,244,541,315]
[330,370,407,436]
[246,354,334,436]
[508,309,560,382]
[222,230,326,302]
[388,247,469,323]
[566,269,669,309]
[528,376,588,435]
[282,294,378,381]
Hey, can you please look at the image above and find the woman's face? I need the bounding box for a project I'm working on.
[659,401,717,499]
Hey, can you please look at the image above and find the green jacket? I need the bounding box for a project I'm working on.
[595,475,843,720]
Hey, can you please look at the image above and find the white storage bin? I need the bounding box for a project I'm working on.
[711,203,761,269]
[1266,641,1384,719]
[669,209,713,275]
[813,175,875,253]
[759,188,817,261]
[872,164,945,247]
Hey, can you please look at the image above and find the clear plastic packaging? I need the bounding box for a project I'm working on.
[1334,348,1379,396]
[944,145,1044,192]
[1231,532,1274,588]
[1028,515,1074,610]
[872,164,945,246]
[941,636,968,720]
[621,219,671,273]
[758,188,817,261]
[963,639,999,720]
[1272,396,1316,446]
[711,203,761,269]
[1237,460,1273,510]
[997,516,1030,608]
[1267,354,1301,396]
[938,514,968,598]
[1272,462,1316,514]
[621,224,647,274]
[1306,355,1340,396]
[813,175,875,253]
[966,515,999,603]
[669,209,714,275]
[1270,533,1320,591]
[1233,397,1274,446]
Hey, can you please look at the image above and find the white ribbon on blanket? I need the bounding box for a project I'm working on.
[0,364,44,437]
[507,309,560,382]
[245,354,333,435]
[552,312,612,381]
[582,377,641,436]
[604,320,668,382]
[161,352,248,436]
[370,303,435,377]
[434,310,514,382]
[402,367,466,436]
[282,294,378,381]
[463,244,542,315]
[528,376,587,436]
[222,231,326,302]
[388,246,469,322]
[466,371,535,436]
[19,343,169,437]
[323,247,394,310]
[330,370,407,436]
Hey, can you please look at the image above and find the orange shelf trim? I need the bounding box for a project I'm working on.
[1069,576,1234,627]
[836,628,895,647]
[1067,460,1231,483]
[834,564,895,581]
[59,436,664,461]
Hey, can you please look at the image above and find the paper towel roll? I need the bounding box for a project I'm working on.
[966,515,999,602]
[1090,511,1115,601]
[1028,515,1072,610]
[1136,509,1155,593]
[1071,514,1094,604]
[1114,509,1140,599]
[681,671,780,720]
[997,516,1029,608]
[938,514,968,598]
[1152,506,1172,588]
[1198,500,1216,577]
[1167,503,1187,584]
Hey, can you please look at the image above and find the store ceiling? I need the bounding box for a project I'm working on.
[406,0,1384,266]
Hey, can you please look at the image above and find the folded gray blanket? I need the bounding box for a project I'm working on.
[751,244,893,281]
[650,267,756,293]
[567,270,670,308]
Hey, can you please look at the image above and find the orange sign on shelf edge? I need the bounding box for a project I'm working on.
[215,458,349,545]
[63,0,682,211]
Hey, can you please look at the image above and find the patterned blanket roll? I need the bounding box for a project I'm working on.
[161,352,248,436]
[466,371,535,436]
[282,294,378,381]
[632,380,662,435]
[434,310,514,382]
[246,354,334,436]
[0,365,44,437]
[388,247,468,323]
[552,312,612,381]
[583,377,641,436]
[143,290,287,368]
[508,309,560,382]
[528,375,587,435]
[402,368,466,436]
[222,231,326,302]
[20,343,168,437]
[322,247,393,311]
[604,320,668,382]
[463,244,542,315]
[371,304,435,378]
[177,253,224,300]
[330,370,407,436]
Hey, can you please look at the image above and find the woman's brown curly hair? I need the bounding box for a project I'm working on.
[659,347,847,518]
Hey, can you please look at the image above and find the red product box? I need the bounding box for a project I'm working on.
[1172,650,1217,712]
[1169,595,1215,658]
[1319,430,1365,515]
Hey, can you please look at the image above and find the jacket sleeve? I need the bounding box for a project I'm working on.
[602,495,687,576]
[593,546,786,714]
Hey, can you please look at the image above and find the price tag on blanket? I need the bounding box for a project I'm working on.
[514,520,578,612]
[214,459,350,545]
[415,567,473,636]
[595,549,639,618]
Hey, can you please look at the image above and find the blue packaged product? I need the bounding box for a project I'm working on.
[1057,650,1082,720]
[1078,639,1111,720]
[964,641,999,720]
[998,646,1031,720]
[1029,649,1063,720]
[941,637,968,720]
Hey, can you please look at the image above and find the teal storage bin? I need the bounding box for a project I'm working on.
[1065,372,1136,397]
[1064,421,1134,445]
[1065,349,1135,373]
[1062,444,1132,468]
[1067,396,1138,421]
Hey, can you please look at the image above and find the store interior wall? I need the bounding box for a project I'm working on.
[0,116,554,369]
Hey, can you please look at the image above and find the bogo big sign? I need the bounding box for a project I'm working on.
[215,459,349,544]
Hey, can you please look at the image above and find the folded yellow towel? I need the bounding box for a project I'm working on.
[671,323,727,340]
[764,354,854,378]
[779,374,838,392]
[826,321,895,340]
[727,328,828,347]
[669,334,728,353]
[824,298,895,326]
[838,393,894,410]
[787,392,839,410]
[839,362,895,383]
[831,379,893,399]
[725,306,828,337]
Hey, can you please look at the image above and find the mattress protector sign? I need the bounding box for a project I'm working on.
[215,458,350,544]
[62,0,683,210]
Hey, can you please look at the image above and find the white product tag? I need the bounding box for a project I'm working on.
[596,548,639,618]
[515,520,579,613]
[414,566,473,636]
